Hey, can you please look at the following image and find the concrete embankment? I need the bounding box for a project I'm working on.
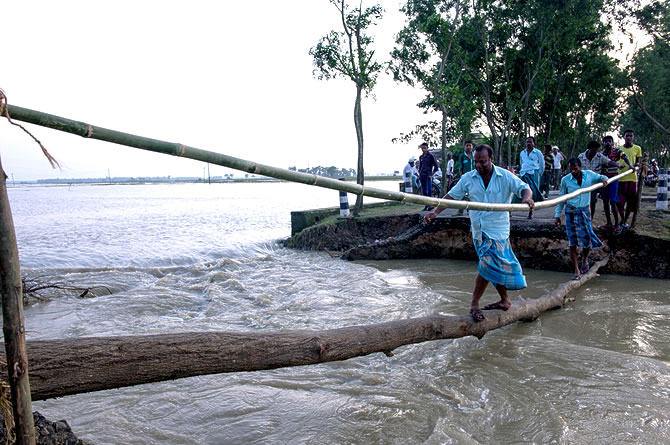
[286,201,670,279]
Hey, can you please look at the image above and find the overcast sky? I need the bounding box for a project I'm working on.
[2,0,434,181]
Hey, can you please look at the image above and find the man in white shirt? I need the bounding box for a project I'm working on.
[577,140,610,215]
[446,152,454,191]
[552,146,566,190]
[403,158,416,193]
[515,136,545,218]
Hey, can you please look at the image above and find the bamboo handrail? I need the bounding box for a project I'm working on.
[3,104,634,211]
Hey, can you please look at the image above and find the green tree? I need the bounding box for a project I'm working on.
[310,0,384,215]
[528,0,621,159]
[390,0,477,190]
[626,1,670,144]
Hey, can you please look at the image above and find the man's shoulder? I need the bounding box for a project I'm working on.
[493,165,516,179]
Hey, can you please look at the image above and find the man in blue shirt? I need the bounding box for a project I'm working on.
[424,144,534,322]
[554,156,608,280]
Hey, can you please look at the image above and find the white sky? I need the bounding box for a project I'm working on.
[2,0,432,181]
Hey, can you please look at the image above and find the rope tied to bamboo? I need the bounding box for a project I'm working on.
[0,89,60,169]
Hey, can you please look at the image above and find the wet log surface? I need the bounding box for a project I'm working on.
[2,260,606,401]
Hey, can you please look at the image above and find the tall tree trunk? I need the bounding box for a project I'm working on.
[0,158,36,445]
[353,85,364,215]
[441,108,448,192]
[546,69,566,143]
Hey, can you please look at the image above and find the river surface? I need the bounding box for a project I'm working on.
[6,181,670,444]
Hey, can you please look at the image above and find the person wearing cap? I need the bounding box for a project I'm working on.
[551,146,566,190]
[445,152,455,191]
[411,158,420,193]
[403,157,416,193]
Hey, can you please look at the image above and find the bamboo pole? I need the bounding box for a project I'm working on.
[3,104,633,212]
[0,157,36,445]
[1,258,607,402]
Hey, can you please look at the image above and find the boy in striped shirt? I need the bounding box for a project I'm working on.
[600,135,633,235]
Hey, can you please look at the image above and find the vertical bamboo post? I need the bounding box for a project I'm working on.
[631,153,648,229]
[0,157,36,445]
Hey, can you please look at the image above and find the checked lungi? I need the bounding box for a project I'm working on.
[513,172,545,203]
[565,206,602,249]
[474,235,527,290]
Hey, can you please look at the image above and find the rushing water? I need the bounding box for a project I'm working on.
[6,182,670,444]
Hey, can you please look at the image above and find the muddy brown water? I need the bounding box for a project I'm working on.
[7,182,669,444]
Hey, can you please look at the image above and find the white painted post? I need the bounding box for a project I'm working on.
[338,178,350,217]
[656,168,667,210]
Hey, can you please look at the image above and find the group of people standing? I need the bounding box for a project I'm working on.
[554,130,638,280]
[402,140,478,212]
[419,129,641,322]
[403,143,440,210]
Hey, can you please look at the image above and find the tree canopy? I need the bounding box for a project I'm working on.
[620,1,670,164]
[310,0,384,214]
[390,0,626,165]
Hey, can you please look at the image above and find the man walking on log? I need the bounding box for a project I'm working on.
[423,144,534,322]
[554,157,608,280]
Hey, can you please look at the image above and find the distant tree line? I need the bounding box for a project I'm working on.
[288,166,356,178]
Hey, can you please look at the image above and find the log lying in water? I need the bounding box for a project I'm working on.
[4,258,607,401]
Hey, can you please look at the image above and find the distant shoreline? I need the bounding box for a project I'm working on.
[8,175,403,185]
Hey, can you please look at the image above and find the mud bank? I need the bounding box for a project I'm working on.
[286,211,670,279]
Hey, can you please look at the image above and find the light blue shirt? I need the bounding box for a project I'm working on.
[448,165,530,241]
[519,148,545,177]
[555,169,607,217]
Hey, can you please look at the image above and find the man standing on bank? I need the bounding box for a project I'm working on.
[419,142,439,210]
[554,157,608,280]
[578,140,609,215]
[456,140,475,216]
[424,144,534,322]
[617,128,642,228]
[516,136,545,219]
